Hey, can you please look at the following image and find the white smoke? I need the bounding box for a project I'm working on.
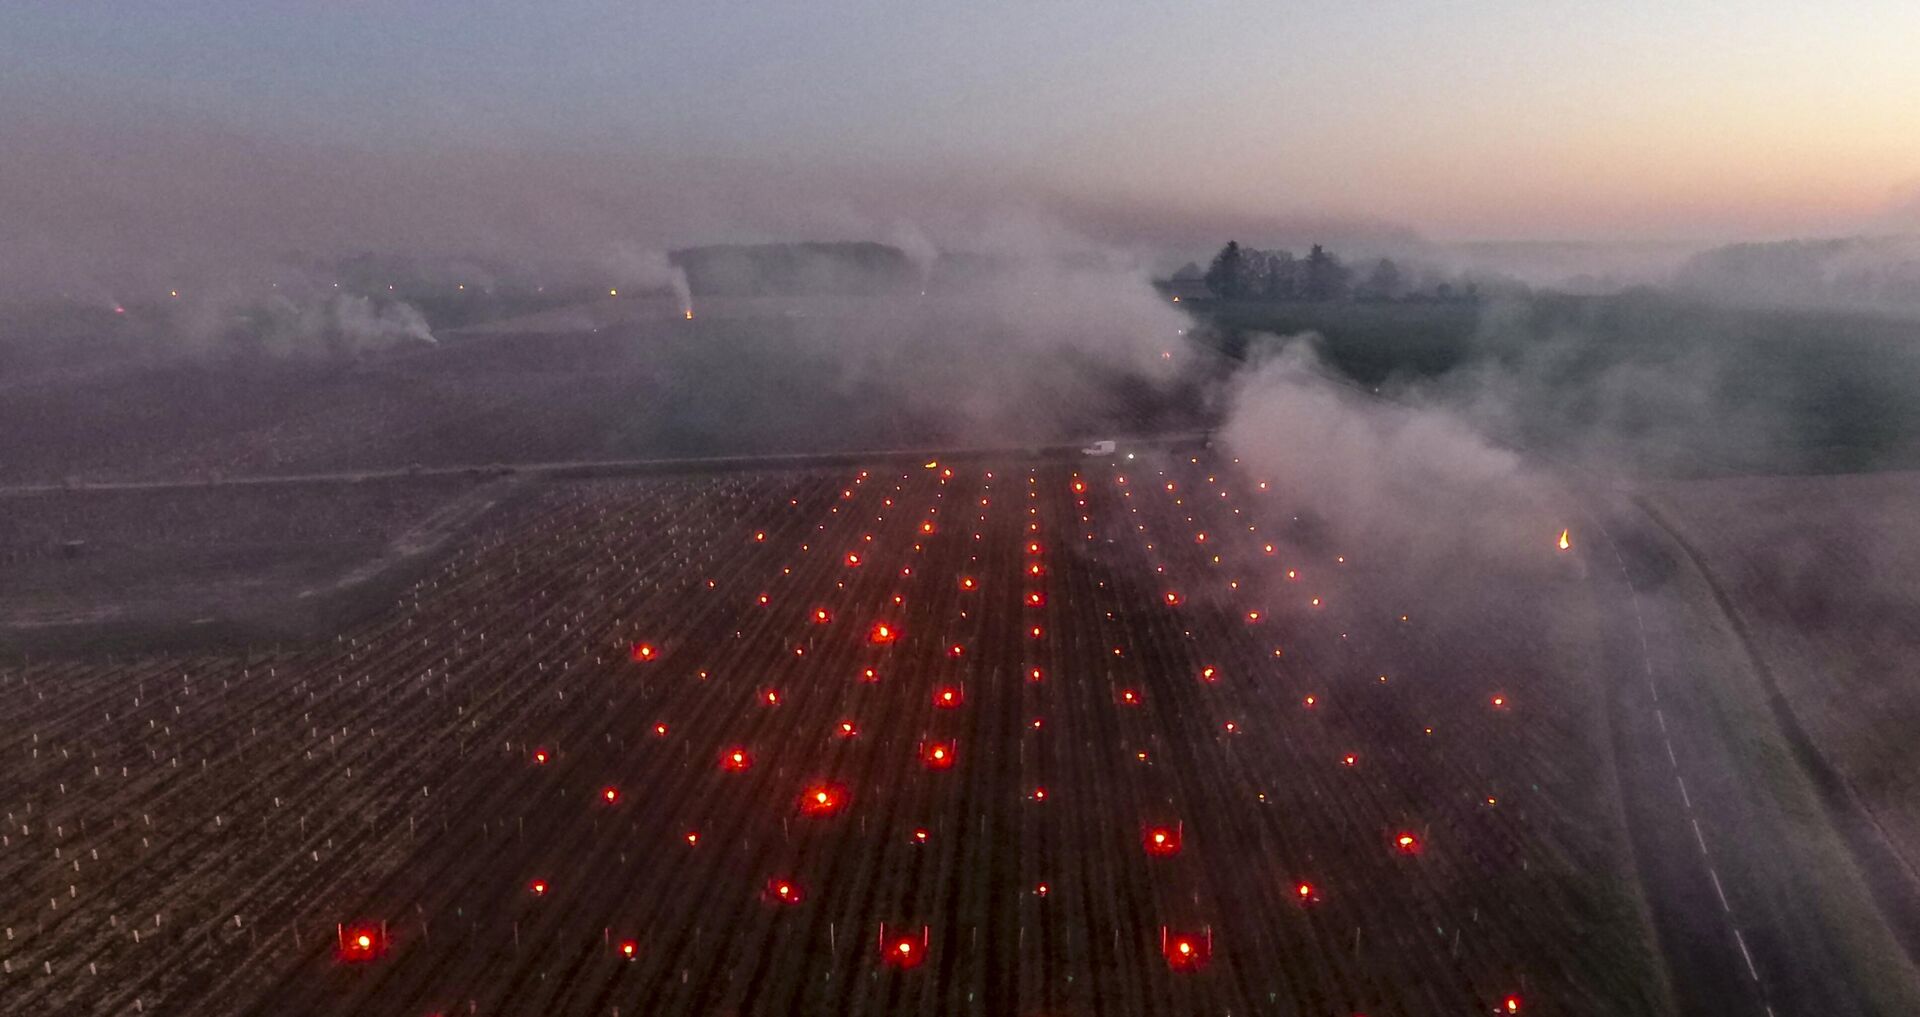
[158,281,438,356]
[1220,340,1550,567]
[886,221,940,293]
[605,246,692,313]
[332,294,437,347]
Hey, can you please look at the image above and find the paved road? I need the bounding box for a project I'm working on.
[1582,495,1775,1017]
[1582,489,1919,1017]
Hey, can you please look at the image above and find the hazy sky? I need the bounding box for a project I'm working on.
[5,0,1918,270]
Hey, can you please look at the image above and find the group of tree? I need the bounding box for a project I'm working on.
[1188,241,1472,303]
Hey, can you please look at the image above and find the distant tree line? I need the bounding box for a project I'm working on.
[1180,241,1477,304]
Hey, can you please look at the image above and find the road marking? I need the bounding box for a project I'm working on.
[1588,505,1772,1011]
[1735,929,1760,981]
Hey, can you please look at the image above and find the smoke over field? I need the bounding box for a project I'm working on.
[1219,343,1540,566]
[8,7,1920,1012]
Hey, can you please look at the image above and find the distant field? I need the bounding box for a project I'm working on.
[0,312,1214,487]
[15,289,1918,488]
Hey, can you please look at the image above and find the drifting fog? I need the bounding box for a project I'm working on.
[1675,235,1920,316]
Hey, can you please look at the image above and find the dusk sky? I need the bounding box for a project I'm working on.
[5,0,1919,283]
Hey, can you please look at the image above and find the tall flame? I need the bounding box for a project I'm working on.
[1557,528,1571,551]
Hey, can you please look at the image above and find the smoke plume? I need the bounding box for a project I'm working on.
[1219,341,1550,572]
